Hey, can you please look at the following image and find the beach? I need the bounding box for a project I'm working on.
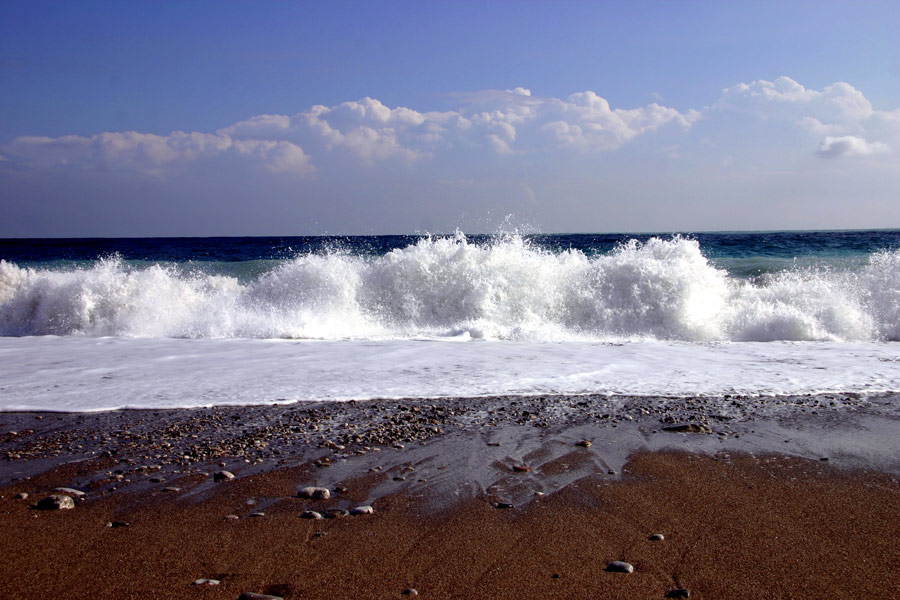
[2,393,899,599]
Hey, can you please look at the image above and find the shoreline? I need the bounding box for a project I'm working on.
[2,394,900,598]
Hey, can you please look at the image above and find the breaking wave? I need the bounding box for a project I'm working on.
[1,234,898,341]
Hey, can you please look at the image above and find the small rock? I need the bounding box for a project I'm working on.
[402,589,418,596]
[193,579,220,586]
[512,465,531,472]
[14,492,28,500]
[35,495,75,510]
[575,440,592,447]
[223,514,240,520]
[323,508,349,518]
[297,486,330,499]
[105,521,130,528]
[249,512,265,517]
[163,487,182,492]
[238,593,283,600]
[300,510,323,520]
[662,423,712,434]
[666,589,691,599]
[606,561,634,573]
[487,442,501,447]
[53,487,85,498]
[495,502,514,509]
[213,471,235,482]
[350,505,374,515]
[649,533,665,541]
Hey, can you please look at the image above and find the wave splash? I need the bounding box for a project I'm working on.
[2,234,898,341]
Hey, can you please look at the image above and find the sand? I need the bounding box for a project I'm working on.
[1,395,899,599]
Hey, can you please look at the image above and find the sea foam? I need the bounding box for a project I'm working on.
[1,234,898,342]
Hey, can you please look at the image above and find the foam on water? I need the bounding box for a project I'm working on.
[2,234,899,342]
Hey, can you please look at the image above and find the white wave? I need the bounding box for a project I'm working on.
[1,235,898,342]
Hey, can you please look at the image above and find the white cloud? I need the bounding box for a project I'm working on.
[717,76,895,158]
[816,135,889,159]
[5,131,314,176]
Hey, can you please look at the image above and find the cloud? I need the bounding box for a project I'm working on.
[816,135,889,158]
[5,130,314,176]
[716,76,896,158]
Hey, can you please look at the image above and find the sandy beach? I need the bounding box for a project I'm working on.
[2,394,899,599]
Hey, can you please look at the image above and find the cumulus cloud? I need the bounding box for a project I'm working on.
[4,89,698,177]
[816,135,889,158]
[717,76,896,158]
[5,130,314,176]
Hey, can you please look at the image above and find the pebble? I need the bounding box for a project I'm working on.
[297,486,330,500]
[105,521,130,528]
[495,502,514,509]
[649,533,665,541]
[193,579,220,586]
[14,492,28,500]
[163,487,182,492]
[53,487,85,498]
[212,470,235,482]
[35,495,75,510]
[606,561,634,573]
[223,514,240,520]
[512,465,531,472]
[666,589,691,599]
[300,510,323,520]
[662,423,712,434]
[238,593,283,600]
[350,505,374,515]
[575,440,592,447]
[402,589,418,596]
[323,508,349,518]
[249,512,265,517]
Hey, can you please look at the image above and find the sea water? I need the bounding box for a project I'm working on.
[1,230,899,411]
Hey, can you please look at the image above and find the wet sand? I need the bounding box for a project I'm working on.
[1,394,899,599]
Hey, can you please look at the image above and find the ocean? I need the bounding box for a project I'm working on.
[1,230,899,411]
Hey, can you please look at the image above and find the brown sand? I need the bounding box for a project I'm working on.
[2,450,898,599]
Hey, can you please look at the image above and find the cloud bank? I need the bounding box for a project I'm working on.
[1,77,898,236]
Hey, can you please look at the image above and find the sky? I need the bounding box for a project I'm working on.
[1,0,899,237]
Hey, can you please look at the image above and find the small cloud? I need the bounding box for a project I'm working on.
[815,135,889,158]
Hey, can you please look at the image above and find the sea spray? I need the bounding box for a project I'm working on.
[1,234,899,341]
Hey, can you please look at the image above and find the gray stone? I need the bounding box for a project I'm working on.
[297,486,330,499]
[249,512,265,517]
[649,533,665,541]
[300,510,323,520]
[350,505,374,515]
[213,470,235,482]
[35,494,75,510]
[163,487,182,492]
[662,423,712,434]
[402,589,419,596]
[606,561,634,573]
[193,579,220,586]
[223,514,240,520]
[575,440,592,447]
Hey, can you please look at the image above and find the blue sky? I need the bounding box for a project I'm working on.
[1,0,899,236]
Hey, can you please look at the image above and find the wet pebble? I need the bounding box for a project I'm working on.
[34,495,75,510]
[575,440,592,447]
[606,561,634,573]
[193,579,220,586]
[212,471,235,482]
[300,510,323,520]
[495,502,514,509]
[402,588,418,596]
[666,589,691,598]
[223,514,240,520]
[649,533,665,541]
[350,505,374,515]
[298,486,330,500]
[14,492,28,500]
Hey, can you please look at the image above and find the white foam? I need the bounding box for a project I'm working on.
[1,337,899,412]
[1,234,899,342]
